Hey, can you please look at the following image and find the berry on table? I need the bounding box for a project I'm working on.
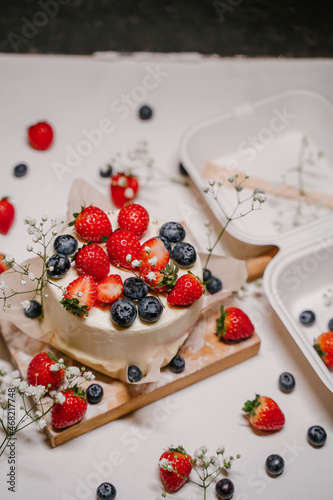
[99,164,113,178]
[86,383,104,404]
[127,365,143,383]
[243,394,285,431]
[265,454,285,476]
[307,425,327,447]
[216,306,254,342]
[53,234,78,256]
[215,478,235,499]
[138,296,163,323]
[278,372,295,393]
[206,276,223,294]
[23,300,42,319]
[159,446,193,492]
[27,121,54,150]
[299,310,316,326]
[159,221,186,243]
[314,332,333,367]
[110,173,140,208]
[0,197,15,235]
[123,277,148,301]
[171,242,197,268]
[110,299,137,327]
[13,163,28,177]
[46,253,71,279]
[96,482,117,500]
[168,355,185,373]
[51,387,87,428]
[138,104,153,120]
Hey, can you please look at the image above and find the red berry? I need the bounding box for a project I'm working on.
[106,229,140,270]
[110,173,139,208]
[216,306,254,342]
[27,121,54,150]
[314,332,333,367]
[137,237,169,272]
[96,274,123,304]
[117,203,149,239]
[64,274,97,309]
[243,395,285,431]
[167,273,203,306]
[75,244,110,281]
[51,387,87,429]
[27,352,65,390]
[0,254,10,273]
[70,206,112,242]
[159,446,193,492]
[0,197,15,235]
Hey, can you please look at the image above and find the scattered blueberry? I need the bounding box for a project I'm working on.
[46,253,71,279]
[299,310,316,326]
[110,299,137,327]
[159,222,185,243]
[215,478,235,499]
[157,235,172,253]
[123,277,148,301]
[279,372,295,393]
[139,104,153,120]
[168,355,185,373]
[13,163,28,177]
[328,318,333,331]
[203,268,212,282]
[307,425,327,447]
[138,296,163,323]
[53,234,78,256]
[128,365,143,383]
[171,242,196,268]
[265,454,285,476]
[99,164,113,178]
[179,162,189,176]
[23,300,42,319]
[86,383,104,404]
[96,482,117,500]
[206,276,222,294]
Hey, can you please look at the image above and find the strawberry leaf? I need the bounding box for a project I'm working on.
[60,297,89,317]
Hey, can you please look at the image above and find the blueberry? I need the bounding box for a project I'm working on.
[138,296,163,323]
[215,478,235,499]
[110,299,137,327]
[279,372,295,393]
[179,162,189,176]
[23,300,42,319]
[13,163,28,177]
[206,276,222,294]
[99,164,113,178]
[53,234,78,256]
[46,253,71,279]
[169,355,185,373]
[307,425,327,447]
[203,268,212,282]
[299,310,316,326]
[328,318,333,331]
[127,365,143,383]
[86,383,104,404]
[171,242,196,268]
[157,235,172,253]
[123,277,148,301]
[159,222,186,243]
[96,482,117,500]
[265,454,285,476]
[139,105,153,120]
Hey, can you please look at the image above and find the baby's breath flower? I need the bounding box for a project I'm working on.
[148,256,158,266]
[124,187,134,199]
[21,300,30,310]
[20,279,26,286]
[126,254,132,263]
[84,371,95,381]
[117,176,127,187]
[42,215,48,222]
[36,418,47,430]
[50,363,61,372]
[24,217,36,226]
[208,178,215,186]
[0,281,8,290]
[228,176,236,183]
[18,380,29,393]
[52,230,58,236]
[66,366,81,378]
[55,392,66,404]
[26,245,33,252]
[34,410,42,418]
[159,457,174,472]
[10,370,20,379]
[28,272,35,281]
[144,246,151,255]
[12,378,21,388]
[77,291,83,297]
[131,259,141,267]
[3,255,14,265]
[147,271,156,281]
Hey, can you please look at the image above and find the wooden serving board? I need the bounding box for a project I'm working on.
[1,301,260,447]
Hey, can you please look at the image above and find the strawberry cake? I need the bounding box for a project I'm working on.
[41,204,204,382]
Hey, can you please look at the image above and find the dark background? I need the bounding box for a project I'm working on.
[0,0,332,56]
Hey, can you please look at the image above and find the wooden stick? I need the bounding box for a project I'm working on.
[202,162,333,208]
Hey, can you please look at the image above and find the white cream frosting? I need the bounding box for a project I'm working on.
[41,211,203,382]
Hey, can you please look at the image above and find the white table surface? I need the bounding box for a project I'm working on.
[0,53,333,500]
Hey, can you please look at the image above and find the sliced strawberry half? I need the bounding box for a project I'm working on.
[137,237,169,271]
[96,274,123,304]
[61,274,97,317]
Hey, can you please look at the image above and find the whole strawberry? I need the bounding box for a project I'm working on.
[216,306,254,342]
[27,352,65,390]
[159,446,193,492]
[27,121,54,150]
[69,206,112,242]
[75,243,110,281]
[243,394,285,431]
[110,173,139,208]
[0,197,15,235]
[314,332,333,367]
[51,387,87,428]
[117,203,149,239]
[0,254,10,273]
[167,272,203,306]
[106,229,140,270]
